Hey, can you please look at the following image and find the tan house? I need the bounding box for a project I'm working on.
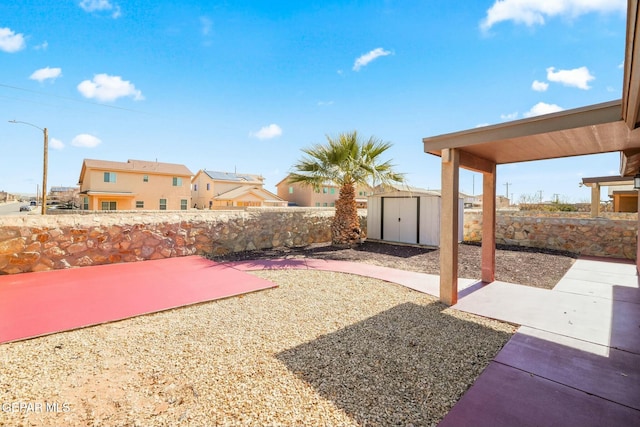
[275,174,373,207]
[191,170,286,209]
[78,159,193,211]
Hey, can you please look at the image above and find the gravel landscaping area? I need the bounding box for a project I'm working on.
[0,269,516,427]
[212,241,578,289]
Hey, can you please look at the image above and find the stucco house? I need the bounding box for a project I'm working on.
[78,159,193,211]
[275,174,373,207]
[191,170,286,209]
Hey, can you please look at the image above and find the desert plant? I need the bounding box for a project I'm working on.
[289,131,405,246]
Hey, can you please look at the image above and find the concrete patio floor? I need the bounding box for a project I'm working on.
[231,256,640,427]
[440,256,640,427]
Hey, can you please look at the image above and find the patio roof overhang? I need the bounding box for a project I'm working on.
[423,100,640,173]
[421,0,640,306]
[581,175,634,188]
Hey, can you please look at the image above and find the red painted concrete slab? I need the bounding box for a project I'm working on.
[495,326,640,411]
[438,362,640,427]
[0,256,277,344]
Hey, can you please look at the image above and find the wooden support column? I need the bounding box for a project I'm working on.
[637,193,640,274]
[440,148,459,306]
[590,184,600,218]
[481,163,497,283]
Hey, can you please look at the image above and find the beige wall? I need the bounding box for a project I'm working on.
[613,193,638,213]
[191,173,277,209]
[277,180,372,207]
[81,169,191,211]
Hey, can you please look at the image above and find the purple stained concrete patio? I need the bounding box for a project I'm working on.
[229,256,640,427]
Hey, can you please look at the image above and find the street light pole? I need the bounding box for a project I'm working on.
[9,120,49,215]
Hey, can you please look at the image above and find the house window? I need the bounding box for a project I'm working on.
[206,183,210,191]
[172,177,182,186]
[83,197,89,210]
[330,202,335,207]
[159,199,167,210]
[194,184,198,191]
[323,202,328,207]
[103,172,116,183]
[143,175,149,182]
[288,186,293,194]
[136,201,144,208]
[330,188,335,194]
[101,201,116,210]
[180,199,188,210]
[323,187,328,194]
[315,202,320,207]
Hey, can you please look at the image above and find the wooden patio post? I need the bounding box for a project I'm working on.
[440,148,459,305]
[591,184,600,218]
[481,164,497,283]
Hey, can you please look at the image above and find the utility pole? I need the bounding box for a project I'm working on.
[538,190,543,202]
[553,193,560,203]
[9,120,48,215]
[504,182,512,198]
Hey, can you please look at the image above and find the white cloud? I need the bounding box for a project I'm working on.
[500,112,518,120]
[50,138,65,150]
[29,67,62,83]
[34,41,48,50]
[250,124,282,140]
[0,27,26,53]
[353,47,392,71]
[524,102,564,117]
[546,66,594,89]
[480,0,626,31]
[77,74,144,101]
[200,16,213,36]
[71,134,102,148]
[79,0,121,18]
[531,80,549,92]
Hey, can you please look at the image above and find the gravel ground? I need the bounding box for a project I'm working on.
[212,241,578,289]
[0,270,516,427]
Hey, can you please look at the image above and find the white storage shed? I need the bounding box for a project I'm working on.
[366,188,463,247]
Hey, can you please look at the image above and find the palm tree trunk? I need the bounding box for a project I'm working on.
[332,182,362,246]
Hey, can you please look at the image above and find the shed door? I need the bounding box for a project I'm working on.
[382,197,418,244]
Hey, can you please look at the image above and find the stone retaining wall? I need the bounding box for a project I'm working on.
[464,211,637,259]
[1,208,635,274]
[0,208,366,275]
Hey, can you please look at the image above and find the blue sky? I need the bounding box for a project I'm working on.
[0,0,628,202]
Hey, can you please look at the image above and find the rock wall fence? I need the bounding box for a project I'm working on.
[464,211,637,259]
[0,208,636,274]
[0,208,364,275]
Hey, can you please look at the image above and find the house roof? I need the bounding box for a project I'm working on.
[423,4,640,177]
[79,159,193,183]
[214,185,284,202]
[203,170,263,183]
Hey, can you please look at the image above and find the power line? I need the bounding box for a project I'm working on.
[0,83,150,115]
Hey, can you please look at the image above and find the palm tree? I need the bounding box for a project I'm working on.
[289,131,405,247]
